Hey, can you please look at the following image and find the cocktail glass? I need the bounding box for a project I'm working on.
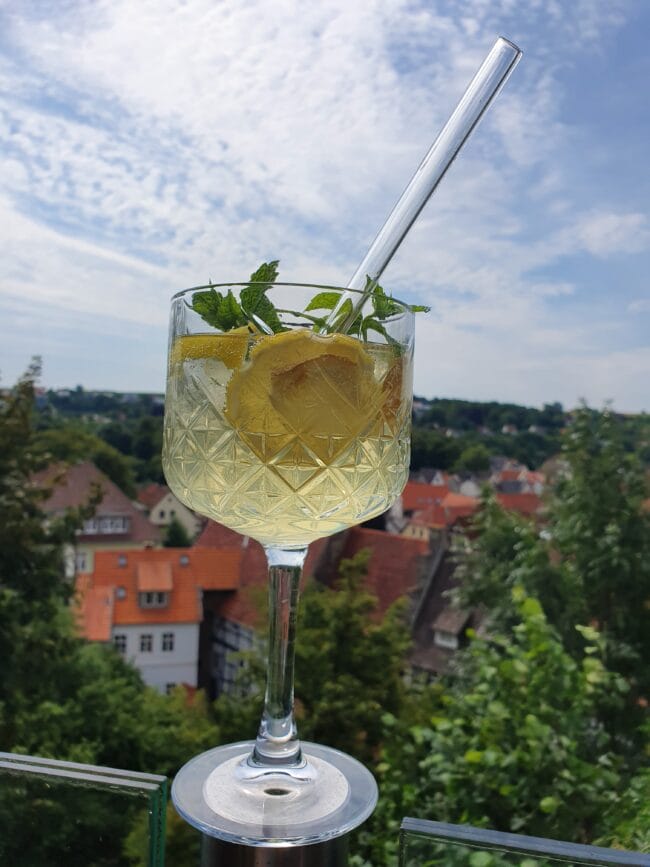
[163,281,414,845]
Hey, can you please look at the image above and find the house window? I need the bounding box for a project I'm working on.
[162,632,174,652]
[140,634,153,652]
[114,634,127,653]
[433,630,459,650]
[100,516,129,533]
[139,592,168,608]
[75,550,88,572]
[159,510,165,519]
[116,586,127,600]
[179,554,189,566]
[118,555,128,567]
[83,516,130,535]
[165,683,176,695]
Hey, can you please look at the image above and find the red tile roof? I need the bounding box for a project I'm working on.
[411,492,480,529]
[496,492,544,516]
[333,527,429,615]
[195,520,246,549]
[443,492,479,510]
[32,462,161,545]
[75,573,114,642]
[78,548,242,630]
[137,562,173,592]
[195,520,330,628]
[401,480,449,512]
[137,483,169,511]
[194,520,267,627]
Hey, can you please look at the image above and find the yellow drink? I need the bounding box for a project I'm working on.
[163,329,412,548]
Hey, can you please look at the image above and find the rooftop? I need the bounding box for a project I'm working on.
[32,461,161,545]
[401,480,449,512]
[76,547,242,634]
[136,482,170,511]
[195,520,329,628]
[326,526,430,616]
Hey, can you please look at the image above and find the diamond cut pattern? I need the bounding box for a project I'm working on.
[162,350,411,547]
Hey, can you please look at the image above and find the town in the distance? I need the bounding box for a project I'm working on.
[28,385,650,699]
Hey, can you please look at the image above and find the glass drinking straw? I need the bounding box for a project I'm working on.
[324,36,522,334]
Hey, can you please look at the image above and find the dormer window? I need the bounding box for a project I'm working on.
[434,629,459,650]
[135,562,173,608]
[139,591,169,608]
[82,516,130,535]
[432,608,471,652]
[179,555,189,566]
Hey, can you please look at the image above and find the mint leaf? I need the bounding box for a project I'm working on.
[219,289,247,330]
[367,277,430,319]
[305,292,341,312]
[190,287,247,331]
[361,317,392,343]
[240,260,284,333]
[248,260,279,290]
[190,288,222,327]
[371,283,402,320]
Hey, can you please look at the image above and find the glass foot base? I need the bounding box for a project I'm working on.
[171,741,378,846]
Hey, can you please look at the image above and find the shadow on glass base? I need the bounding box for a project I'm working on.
[172,741,377,847]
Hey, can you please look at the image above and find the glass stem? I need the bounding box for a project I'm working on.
[252,546,307,767]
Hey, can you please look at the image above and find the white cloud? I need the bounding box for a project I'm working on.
[573,212,650,257]
[628,298,650,314]
[0,0,648,409]
[414,315,649,413]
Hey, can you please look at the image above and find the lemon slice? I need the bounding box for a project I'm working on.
[170,328,252,369]
[225,329,382,463]
[379,353,408,433]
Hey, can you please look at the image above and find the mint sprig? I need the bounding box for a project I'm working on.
[240,261,284,333]
[189,261,284,334]
[300,276,430,340]
[190,262,429,335]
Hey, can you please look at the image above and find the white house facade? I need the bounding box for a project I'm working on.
[112,622,199,693]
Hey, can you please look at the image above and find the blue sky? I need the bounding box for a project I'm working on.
[1,0,648,411]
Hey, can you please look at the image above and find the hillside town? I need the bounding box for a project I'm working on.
[34,454,550,698]
[4,366,650,866]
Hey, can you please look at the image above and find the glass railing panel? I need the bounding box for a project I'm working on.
[399,818,650,867]
[0,752,167,867]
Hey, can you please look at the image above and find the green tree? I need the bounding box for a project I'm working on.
[410,427,462,470]
[0,365,218,865]
[361,593,626,866]
[599,756,650,852]
[455,408,650,718]
[33,425,137,496]
[164,516,192,547]
[99,420,134,455]
[552,408,650,691]
[131,415,164,482]
[454,443,491,473]
[452,495,584,656]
